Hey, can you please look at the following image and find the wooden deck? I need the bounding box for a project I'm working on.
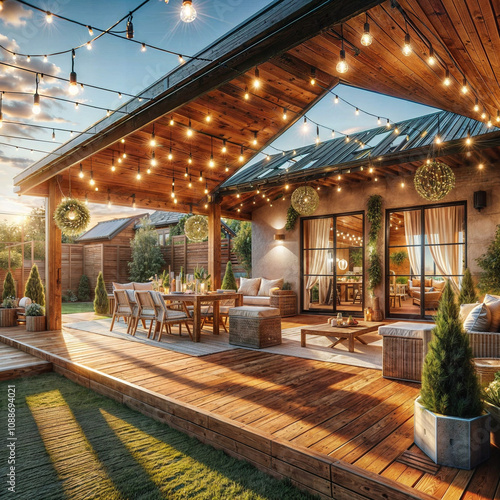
[0,321,498,500]
[0,342,52,381]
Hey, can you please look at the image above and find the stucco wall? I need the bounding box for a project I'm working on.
[251,163,500,312]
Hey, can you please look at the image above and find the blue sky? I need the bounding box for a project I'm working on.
[0,0,436,225]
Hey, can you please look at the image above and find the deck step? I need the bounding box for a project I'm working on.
[396,450,441,475]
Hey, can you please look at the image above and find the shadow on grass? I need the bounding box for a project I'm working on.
[1,373,319,500]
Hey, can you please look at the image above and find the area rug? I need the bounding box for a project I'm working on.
[64,319,382,370]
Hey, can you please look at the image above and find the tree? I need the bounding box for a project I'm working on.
[94,272,109,314]
[77,274,91,301]
[167,215,190,242]
[23,206,46,260]
[221,261,237,290]
[458,268,478,305]
[232,221,251,276]
[128,218,165,282]
[0,250,22,271]
[3,271,16,300]
[24,264,45,307]
[420,280,482,418]
[476,225,500,294]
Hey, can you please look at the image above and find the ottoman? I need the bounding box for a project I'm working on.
[229,306,281,348]
[379,322,435,382]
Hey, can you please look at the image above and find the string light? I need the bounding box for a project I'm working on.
[334,95,339,104]
[150,125,156,147]
[252,131,258,146]
[111,154,116,171]
[79,163,84,178]
[141,43,146,52]
[43,55,48,62]
[209,137,215,167]
[136,164,141,180]
[169,116,174,126]
[52,129,55,141]
[466,130,472,146]
[444,68,451,86]
[188,175,192,188]
[86,41,92,51]
[187,119,193,137]
[89,170,95,186]
[150,150,157,166]
[360,14,373,46]
[180,0,197,23]
[46,11,53,23]
[199,171,203,181]
[239,146,244,162]
[336,26,348,74]
[386,118,391,128]
[188,152,193,164]
[473,97,479,112]
[310,67,316,85]
[315,125,320,145]
[402,32,412,56]
[428,46,436,66]
[253,67,260,89]
[461,78,468,94]
[221,139,227,153]
[33,74,41,115]
[184,167,189,177]
[282,107,287,120]
[355,107,360,115]
[204,181,209,194]
[126,15,134,39]
[302,116,308,132]
[244,86,250,100]
[68,49,78,95]
[205,110,211,123]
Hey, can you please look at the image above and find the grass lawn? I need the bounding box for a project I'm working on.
[61,302,95,314]
[0,373,316,499]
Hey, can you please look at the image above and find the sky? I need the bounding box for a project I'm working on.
[0,0,436,227]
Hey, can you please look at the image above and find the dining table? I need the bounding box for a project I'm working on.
[161,291,243,342]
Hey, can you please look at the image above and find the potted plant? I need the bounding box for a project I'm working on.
[25,303,46,332]
[2,271,16,301]
[414,281,490,469]
[221,261,237,290]
[484,372,500,448]
[389,250,408,267]
[0,297,17,327]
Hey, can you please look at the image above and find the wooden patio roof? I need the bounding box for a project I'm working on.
[13,0,500,219]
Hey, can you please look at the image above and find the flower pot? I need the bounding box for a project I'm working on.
[0,308,17,327]
[371,296,383,321]
[485,402,500,448]
[414,396,491,469]
[26,315,46,332]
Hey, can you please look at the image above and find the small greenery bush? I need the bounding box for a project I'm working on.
[94,272,109,315]
[484,372,500,407]
[396,276,408,284]
[458,268,478,305]
[221,261,237,290]
[285,205,300,231]
[25,303,45,316]
[0,250,22,271]
[25,264,45,307]
[2,297,15,308]
[232,221,252,276]
[3,271,16,300]
[62,289,78,303]
[282,281,292,291]
[389,250,408,266]
[77,274,91,301]
[420,280,483,418]
[476,225,500,294]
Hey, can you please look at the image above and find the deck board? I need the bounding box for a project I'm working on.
[0,342,52,380]
[0,323,498,500]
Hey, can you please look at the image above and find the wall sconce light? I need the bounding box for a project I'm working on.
[274,233,285,241]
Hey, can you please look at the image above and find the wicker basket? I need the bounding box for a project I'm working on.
[229,312,281,348]
[270,290,297,317]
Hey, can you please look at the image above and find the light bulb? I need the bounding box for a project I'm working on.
[69,73,78,95]
[221,140,227,153]
[43,55,48,62]
[46,11,53,23]
[90,177,95,187]
[187,120,193,137]
[88,26,93,36]
[136,170,141,180]
[147,168,151,174]
[302,116,308,132]
[244,86,249,100]
[461,78,468,94]
[209,156,215,167]
[26,55,31,62]
[151,152,157,167]
[150,133,156,147]
[428,46,435,65]
[180,0,197,23]
[188,153,193,164]
[355,108,359,115]
[168,151,173,161]
[32,93,41,115]
[334,95,339,104]
[444,69,451,86]
[282,107,287,120]
[87,41,92,50]
[169,117,174,126]
[253,68,260,89]
[402,33,412,56]
[67,210,76,220]
[141,43,146,52]
[336,49,348,74]
[79,165,84,178]
[205,113,211,123]
[474,98,479,112]
[360,21,372,46]
[466,135,472,146]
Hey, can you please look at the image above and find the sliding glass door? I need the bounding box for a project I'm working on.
[301,212,364,316]
[386,202,466,319]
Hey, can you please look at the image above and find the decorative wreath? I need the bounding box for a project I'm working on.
[414,161,455,201]
[184,215,208,242]
[291,186,319,216]
[53,198,91,236]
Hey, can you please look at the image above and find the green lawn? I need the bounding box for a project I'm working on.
[61,301,95,314]
[0,373,316,499]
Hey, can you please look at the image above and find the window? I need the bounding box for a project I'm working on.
[386,202,466,319]
[301,212,364,315]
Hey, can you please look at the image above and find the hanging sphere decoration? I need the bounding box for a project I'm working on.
[291,186,319,215]
[414,160,455,201]
[184,215,208,242]
[53,198,91,236]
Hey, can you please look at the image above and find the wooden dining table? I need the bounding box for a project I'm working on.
[162,291,243,342]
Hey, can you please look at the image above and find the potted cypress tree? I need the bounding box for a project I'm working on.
[94,272,109,315]
[458,268,478,305]
[414,280,490,469]
[25,303,46,332]
[24,264,45,307]
[2,271,16,301]
[221,261,237,291]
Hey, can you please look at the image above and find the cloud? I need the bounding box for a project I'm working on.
[0,2,33,28]
[0,150,34,170]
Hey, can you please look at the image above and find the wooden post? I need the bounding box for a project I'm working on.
[21,223,24,295]
[208,201,221,290]
[46,178,62,330]
[183,235,187,271]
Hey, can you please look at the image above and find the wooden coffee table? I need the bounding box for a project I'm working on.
[300,321,384,352]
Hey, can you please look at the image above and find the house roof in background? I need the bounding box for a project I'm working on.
[77,215,146,242]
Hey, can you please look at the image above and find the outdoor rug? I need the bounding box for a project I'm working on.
[64,318,383,370]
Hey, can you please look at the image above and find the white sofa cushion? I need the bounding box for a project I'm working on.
[238,277,261,296]
[463,303,491,332]
[483,294,500,332]
[258,278,284,296]
[243,296,271,306]
[229,306,279,318]
[460,303,478,323]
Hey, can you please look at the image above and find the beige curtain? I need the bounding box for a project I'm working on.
[425,206,464,290]
[304,218,331,309]
[403,211,421,276]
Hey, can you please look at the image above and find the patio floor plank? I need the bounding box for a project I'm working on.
[0,342,52,381]
[0,323,498,500]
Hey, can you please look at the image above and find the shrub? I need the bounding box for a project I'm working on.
[25,303,45,316]
[476,225,500,294]
[2,297,15,308]
[93,272,109,315]
[285,205,300,231]
[420,280,483,418]
[221,261,237,290]
[282,281,292,291]
[62,289,78,303]
[232,221,251,276]
[77,274,91,301]
[458,268,478,305]
[3,271,16,300]
[24,264,45,307]
[0,250,22,271]
[484,372,500,407]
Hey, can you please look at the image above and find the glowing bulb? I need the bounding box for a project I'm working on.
[252,132,258,145]
[67,210,76,220]
[136,171,141,180]
[360,21,373,46]
[473,98,479,112]
[336,49,348,73]
[32,93,41,115]
[168,151,173,161]
[46,11,53,23]
[355,108,359,115]
[87,41,92,50]
[435,136,442,144]
[402,33,412,56]
[187,120,193,137]
[444,69,451,86]
[466,135,472,146]
[43,55,48,62]
[209,156,215,167]
[302,116,308,132]
[428,47,436,66]
[79,165,84,178]
[89,177,95,187]
[188,153,193,164]
[141,43,146,52]
[334,95,339,104]
[180,0,197,23]
[461,78,468,94]
[253,68,260,89]
[282,107,287,120]
[150,132,156,147]
[221,140,227,153]
[244,86,249,100]
[178,54,184,64]
[205,113,211,123]
[147,168,151,174]
[88,26,93,36]
[69,73,79,95]
[151,152,157,167]
[478,163,484,170]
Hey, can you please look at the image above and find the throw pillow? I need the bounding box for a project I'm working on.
[483,294,500,332]
[463,303,491,332]
[431,279,446,291]
[238,277,261,296]
[258,278,284,296]
[459,303,478,324]
[424,278,433,287]
[412,278,421,288]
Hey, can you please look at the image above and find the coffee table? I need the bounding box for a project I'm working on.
[300,321,384,352]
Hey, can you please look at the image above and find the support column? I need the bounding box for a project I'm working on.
[46,177,62,330]
[208,201,221,290]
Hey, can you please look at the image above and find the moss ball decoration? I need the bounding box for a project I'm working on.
[414,161,455,201]
[53,198,91,236]
[291,186,319,216]
[184,215,209,242]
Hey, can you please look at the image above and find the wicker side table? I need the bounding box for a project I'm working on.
[473,358,500,387]
[270,290,297,317]
[229,306,281,348]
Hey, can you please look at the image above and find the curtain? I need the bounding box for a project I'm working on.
[425,206,464,290]
[403,211,422,276]
[304,218,331,309]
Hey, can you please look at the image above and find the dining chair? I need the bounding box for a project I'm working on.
[110,290,137,334]
[150,291,193,341]
[131,291,157,337]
